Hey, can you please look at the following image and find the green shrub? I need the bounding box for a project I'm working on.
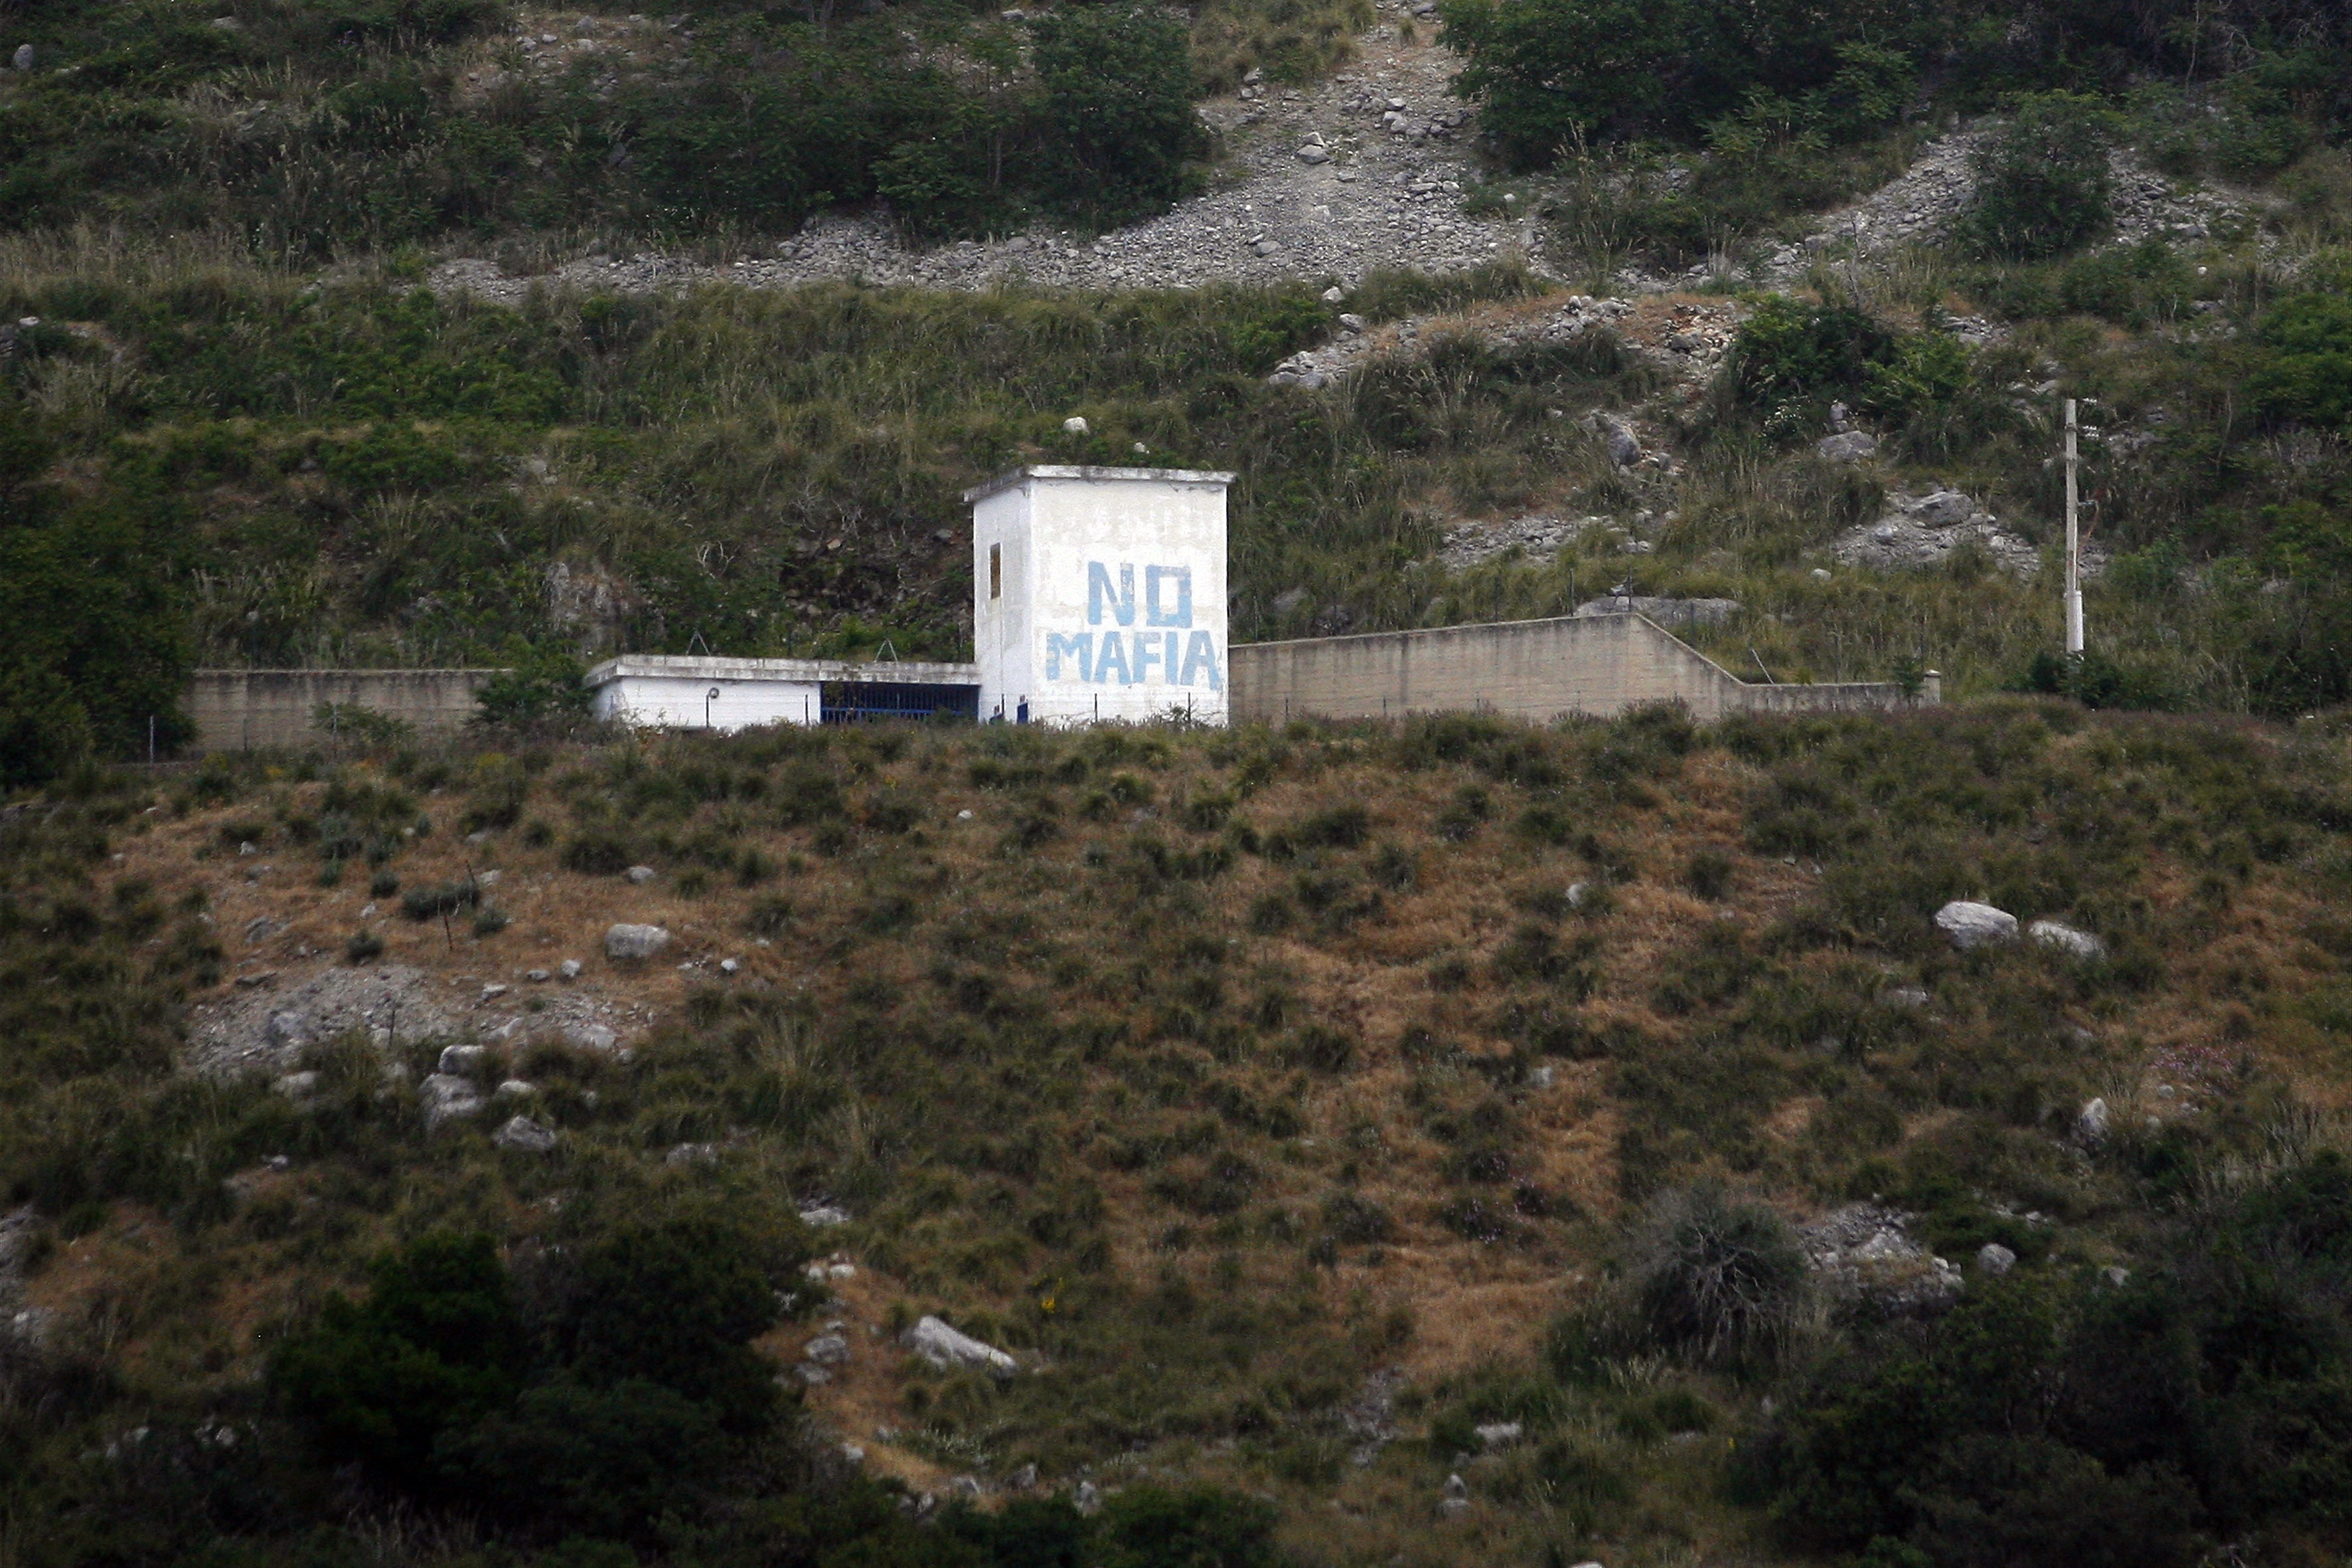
[2249,293,2352,430]
[1731,296,1897,411]
[562,832,633,876]
[476,650,588,727]
[402,880,481,921]
[1032,6,1207,225]
[1630,1184,1806,1368]
[1961,94,2115,260]
[268,1233,526,1488]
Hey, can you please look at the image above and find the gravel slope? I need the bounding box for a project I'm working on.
[434,5,1526,305]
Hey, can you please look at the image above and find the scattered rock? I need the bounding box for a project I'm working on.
[1575,593,1740,630]
[1296,145,1330,165]
[439,1043,491,1076]
[1817,430,1879,463]
[2028,919,2106,960]
[665,1141,718,1165]
[493,1115,558,1153]
[13,44,33,71]
[563,1022,617,1052]
[495,1077,536,1097]
[1907,489,1980,528]
[625,865,657,884]
[1474,1421,1523,1450]
[1804,1204,1965,1315]
[2077,1097,2110,1144]
[1436,513,1612,572]
[272,1071,321,1099]
[799,1204,852,1228]
[419,1073,486,1130]
[1075,1480,1101,1516]
[605,923,671,960]
[903,1315,1019,1377]
[2102,1265,2130,1289]
[805,1332,851,1367]
[558,959,583,980]
[1439,1473,1470,1518]
[265,1011,309,1050]
[1977,1242,2017,1276]
[1061,416,1089,434]
[1935,900,2018,951]
[1596,415,1642,467]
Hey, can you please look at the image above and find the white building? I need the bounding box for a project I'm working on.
[585,655,980,730]
[966,465,1233,726]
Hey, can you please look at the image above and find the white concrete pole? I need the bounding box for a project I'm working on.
[2064,398,2084,656]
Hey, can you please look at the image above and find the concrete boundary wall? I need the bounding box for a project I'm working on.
[1229,614,1934,725]
[189,669,501,751]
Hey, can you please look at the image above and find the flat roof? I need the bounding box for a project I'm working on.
[961,465,1237,505]
[585,655,980,690]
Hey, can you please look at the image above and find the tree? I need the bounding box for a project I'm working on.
[1437,0,1685,165]
[1031,6,1204,225]
[268,1233,526,1489]
[0,424,193,789]
[2250,294,2352,430]
[1960,93,2115,260]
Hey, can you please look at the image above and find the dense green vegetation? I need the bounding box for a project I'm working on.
[1440,0,2348,170]
[0,0,1238,250]
[6,704,2352,1563]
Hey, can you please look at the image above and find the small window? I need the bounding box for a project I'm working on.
[989,542,1002,600]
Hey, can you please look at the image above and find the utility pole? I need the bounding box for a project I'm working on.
[2064,398,2084,657]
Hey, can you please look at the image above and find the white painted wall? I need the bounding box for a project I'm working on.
[591,674,821,731]
[968,466,1233,726]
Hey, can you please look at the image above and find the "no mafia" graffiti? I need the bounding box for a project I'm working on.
[1042,562,1223,691]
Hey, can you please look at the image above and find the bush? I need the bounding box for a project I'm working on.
[1731,296,1897,410]
[1961,94,2115,260]
[1630,1184,1806,1368]
[1440,0,1927,165]
[1032,6,1206,225]
[476,649,589,727]
[562,832,633,876]
[268,1233,526,1488]
[2249,293,2352,430]
[1094,1485,1285,1568]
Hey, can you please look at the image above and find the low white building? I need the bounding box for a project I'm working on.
[967,465,1233,726]
[585,655,980,730]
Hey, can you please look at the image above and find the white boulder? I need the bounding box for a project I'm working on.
[493,1115,558,1153]
[903,1315,1018,1377]
[605,923,670,960]
[2028,919,2106,960]
[419,1073,485,1130]
[1935,900,2018,951]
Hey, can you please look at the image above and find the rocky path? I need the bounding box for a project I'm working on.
[434,1,1522,305]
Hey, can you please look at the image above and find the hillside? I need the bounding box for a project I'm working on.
[7,703,2352,1565]
[3,0,2351,793]
[5,0,2352,1562]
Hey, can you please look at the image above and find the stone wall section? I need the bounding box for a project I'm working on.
[189,669,501,751]
[1229,614,1932,725]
